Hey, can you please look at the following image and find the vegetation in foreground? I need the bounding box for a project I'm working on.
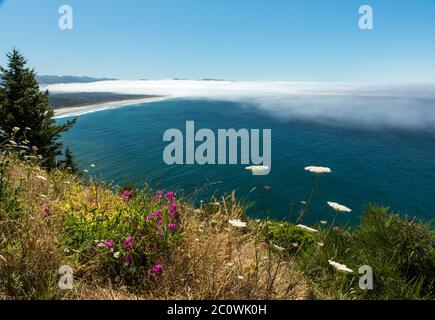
[0,152,433,300]
[0,49,434,300]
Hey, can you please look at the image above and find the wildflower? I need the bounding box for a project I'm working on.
[332,226,341,233]
[12,127,20,134]
[166,191,175,202]
[169,202,177,218]
[305,166,332,174]
[154,209,163,218]
[245,165,270,175]
[320,220,328,225]
[327,202,352,213]
[237,276,245,280]
[119,189,133,201]
[296,224,319,233]
[153,189,165,202]
[301,201,307,205]
[148,263,163,276]
[113,251,121,259]
[36,175,47,181]
[90,164,96,168]
[328,260,353,273]
[104,240,114,249]
[317,242,325,247]
[124,255,133,266]
[123,236,133,252]
[41,202,51,217]
[167,223,177,232]
[229,219,247,228]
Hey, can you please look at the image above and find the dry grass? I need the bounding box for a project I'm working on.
[0,156,308,300]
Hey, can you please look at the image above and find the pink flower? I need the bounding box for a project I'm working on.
[166,191,175,202]
[153,190,165,202]
[104,240,114,249]
[123,236,133,252]
[167,223,177,232]
[169,202,177,218]
[119,189,133,201]
[148,263,163,276]
[332,226,341,233]
[124,255,133,265]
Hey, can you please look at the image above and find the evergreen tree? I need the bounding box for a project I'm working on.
[59,146,79,174]
[0,49,76,168]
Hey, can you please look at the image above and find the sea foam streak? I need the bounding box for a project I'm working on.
[47,80,435,131]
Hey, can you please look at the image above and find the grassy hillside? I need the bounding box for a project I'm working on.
[0,150,434,300]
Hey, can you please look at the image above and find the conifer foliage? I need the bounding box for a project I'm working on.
[0,49,76,169]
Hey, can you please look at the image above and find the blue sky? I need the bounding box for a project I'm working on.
[0,0,434,82]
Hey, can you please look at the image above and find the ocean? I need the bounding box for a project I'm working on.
[57,98,435,226]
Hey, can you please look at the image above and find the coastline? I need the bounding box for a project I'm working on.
[53,96,169,118]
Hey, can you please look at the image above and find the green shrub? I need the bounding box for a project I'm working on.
[298,204,435,300]
[266,221,316,253]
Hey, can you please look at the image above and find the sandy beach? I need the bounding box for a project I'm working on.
[54,96,168,118]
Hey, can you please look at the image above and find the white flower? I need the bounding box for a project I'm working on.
[35,175,47,181]
[273,244,285,251]
[320,220,328,225]
[12,127,20,133]
[245,166,270,175]
[305,166,331,174]
[229,219,247,228]
[327,202,352,213]
[113,252,121,259]
[83,169,89,173]
[296,224,319,233]
[39,194,47,198]
[328,260,353,273]
[237,276,245,280]
[317,242,325,247]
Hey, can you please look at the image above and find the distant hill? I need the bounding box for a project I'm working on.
[37,75,117,85]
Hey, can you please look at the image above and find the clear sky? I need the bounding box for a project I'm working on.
[0,0,434,82]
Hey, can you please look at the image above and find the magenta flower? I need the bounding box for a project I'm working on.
[119,189,133,201]
[146,212,155,221]
[124,255,133,265]
[104,240,114,249]
[167,223,177,232]
[153,190,165,202]
[148,263,163,276]
[169,202,177,218]
[166,191,175,202]
[123,236,133,252]
[154,210,163,218]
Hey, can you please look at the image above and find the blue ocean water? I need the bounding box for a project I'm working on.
[57,99,435,226]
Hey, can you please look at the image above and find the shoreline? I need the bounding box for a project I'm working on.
[53,96,169,118]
